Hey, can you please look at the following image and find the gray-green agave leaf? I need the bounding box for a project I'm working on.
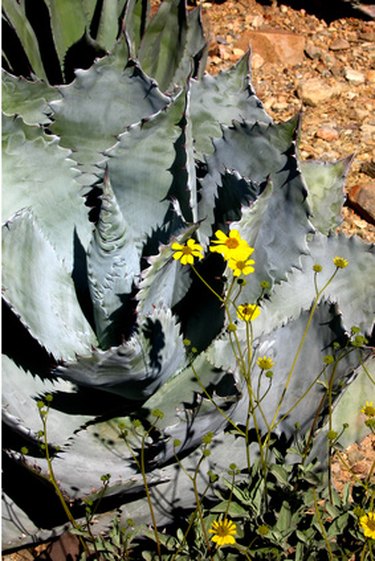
[260,232,375,335]
[87,170,140,347]
[2,115,91,268]
[300,157,352,235]
[2,210,97,361]
[2,71,60,126]
[56,306,186,399]
[190,53,271,160]
[49,39,171,168]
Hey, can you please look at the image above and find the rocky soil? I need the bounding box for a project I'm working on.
[201,0,375,242]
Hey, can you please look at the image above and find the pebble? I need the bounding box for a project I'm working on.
[304,43,322,60]
[251,52,265,69]
[330,38,350,51]
[297,77,343,107]
[365,70,375,84]
[344,68,365,84]
[315,126,339,141]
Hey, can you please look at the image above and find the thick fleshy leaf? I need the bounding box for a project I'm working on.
[43,0,95,73]
[300,157,351,235]
[198,118,312,298]
[331,355,375,447]
[214,301,365,442]
[87,171,140,347]
[190,53,271,159]
[258,232,375,336]
[137,228,196,316]
[2,210,97,361]
[2,0,48,81]
[123,0,150,55]
[94,0,127,51]
[2,116,91,268]
[138,0,188,92]
[2,355,92,447]
[49,41,171,166]
[166,87,198,225]
[198,116,309,242]
[57,306,186,399]
[105,90,186,244]
[142,352,238,462]
[2,493,69,552]
[2,72,60,125]
[167,5,208,88]
[20,420,157,500]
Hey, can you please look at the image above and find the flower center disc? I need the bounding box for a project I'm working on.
[226,238,239,249]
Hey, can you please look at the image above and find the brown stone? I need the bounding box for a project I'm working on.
[348,183,375,225]
[365,70,375,84]
[297,77,343,107]
[344,67,365,84]
[315,126,339,142]
[329,38,350,51]
[235,29,306,66]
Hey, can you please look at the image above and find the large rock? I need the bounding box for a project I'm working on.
[348,182,375,225]
[235,29,306,66]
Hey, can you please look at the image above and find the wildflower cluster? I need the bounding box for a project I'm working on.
[172,229,261,322]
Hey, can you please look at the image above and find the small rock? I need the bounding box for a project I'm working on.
[315,126,339,141]
[249,14,264,28]
[348,182,375,225]
[360,160,375,178]
[218,44,231,60]
[365,70,375,84]
[297,77,342,107]
[358,31,375,42]
[232,47,245,57]
[360,123,375,141]
[304,43,322,60]
[344,68,365,84]
[329,38,350,51]
[235,29,305,66]
[251,52,265,69]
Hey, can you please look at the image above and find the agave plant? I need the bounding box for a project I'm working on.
[2,0,374,551]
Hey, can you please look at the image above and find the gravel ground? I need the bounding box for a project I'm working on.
[201,0,375,242]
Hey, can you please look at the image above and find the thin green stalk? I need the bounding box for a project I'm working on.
[265,267,340,449]
[171,450,215,561]
[312,488,334,561]
[191,264,225,303]
[169,479,213,561]
[139,432,162,560]
[39,408,89,555]
[120,423,162,560]
[192,364,247,438]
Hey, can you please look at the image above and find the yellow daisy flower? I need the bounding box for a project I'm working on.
[361,401,375,418]
[172,239,203,266]
[209,229,253,261]
[227,255,255,277]
[333,256,349,269]
[209,518,237,548]
[360,512,375,540]
[257,356,274,370]
[237,303,261,322]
